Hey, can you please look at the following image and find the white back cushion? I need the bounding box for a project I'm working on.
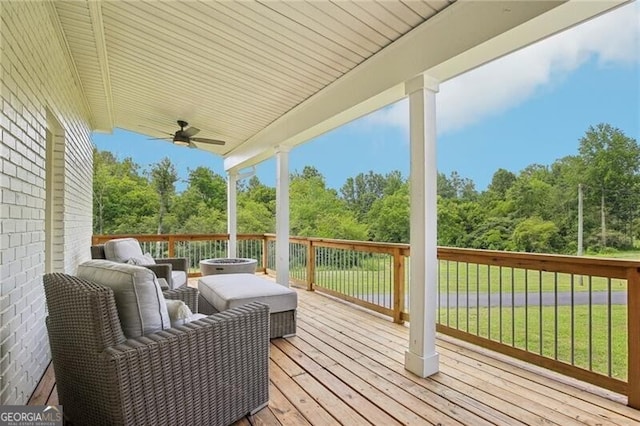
[104,238,143,263]
[77,260,170,338]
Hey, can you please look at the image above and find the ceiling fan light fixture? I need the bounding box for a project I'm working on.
[173,133,190,146]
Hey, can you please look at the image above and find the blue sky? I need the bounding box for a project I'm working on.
[94,3,639,192]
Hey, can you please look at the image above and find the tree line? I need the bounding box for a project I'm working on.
[93,123,639,254]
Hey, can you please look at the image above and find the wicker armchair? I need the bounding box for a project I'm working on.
[43,273,270,426]
[91,240,188,289]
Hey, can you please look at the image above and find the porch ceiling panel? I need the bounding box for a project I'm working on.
[53,0,453,155]
[52,0,628,167]
[54,1,113,131]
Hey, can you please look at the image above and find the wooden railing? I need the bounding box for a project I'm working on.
[92,234,267,275]
[92,233,640,407]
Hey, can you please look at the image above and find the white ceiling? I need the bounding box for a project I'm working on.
[53,0,628,172]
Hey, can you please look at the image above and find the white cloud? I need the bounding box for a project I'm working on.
[364,2,639,135]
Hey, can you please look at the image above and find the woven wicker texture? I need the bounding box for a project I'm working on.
[43,273,269,425]
[163,286,199,313]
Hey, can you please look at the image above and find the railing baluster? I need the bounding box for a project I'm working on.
[456,261,460,329]
[554,272,558,360]
[589,275,593,371]
[476,263,480,336]
[466,262,470,333]
[437,260,441,324]
[571,274,575,366]
[511,267,515,347]
[525,269,529,352]
[446,260,450,327]
[499,266,503,343]
[608,277,612,377]
[488,265,491,340]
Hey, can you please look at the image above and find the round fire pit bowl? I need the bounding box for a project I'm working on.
[200,258,258,276]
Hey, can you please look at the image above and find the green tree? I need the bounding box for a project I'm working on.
[150,157,178,234]
[487,168,517,198]
[290,168,366,240]
[92,148,157,234]
[341,171,386,221]
[367,185,409,243]
[506,175,554,221]
[578,124,640,247]
[241,176,276,215]
[187,166,227,211]
[438,171,477,200]
[512,217,561,253]
[238,198,275,233]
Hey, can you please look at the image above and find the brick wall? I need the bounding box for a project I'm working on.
[0,2,93,404]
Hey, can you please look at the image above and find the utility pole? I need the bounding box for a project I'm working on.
[601,191,606,247]
[578,184,584,286]
[578,184,583,256]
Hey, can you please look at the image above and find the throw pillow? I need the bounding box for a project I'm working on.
[165,299,194,327]
[103,238,144,263]
[126,253,156,265]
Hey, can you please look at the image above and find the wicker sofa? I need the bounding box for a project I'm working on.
[43,267,270,425]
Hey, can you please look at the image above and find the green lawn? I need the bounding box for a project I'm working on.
[591,250,640,260]
[439,304,628,380]
[436,262,627,293]
[306,255,630,295]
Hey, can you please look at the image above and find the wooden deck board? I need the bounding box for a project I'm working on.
[30,287,639,425]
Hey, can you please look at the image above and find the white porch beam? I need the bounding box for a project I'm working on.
[87,1,114,131]
[227,170,238,258]
[275,147,290,287]
[405,74,440,378]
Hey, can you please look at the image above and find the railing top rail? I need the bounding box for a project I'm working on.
[263,233,410,251]
[92,233,268,244]
[438,246,640,279]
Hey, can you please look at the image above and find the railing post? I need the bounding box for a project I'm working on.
[306,239,315,291]
[262,235,268,273]
[168,235,175,257]
[628,266,640,408]
[393,248,405,324]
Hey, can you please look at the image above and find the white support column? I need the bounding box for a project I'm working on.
[227,170,238,258]
[404,74,440,378]
[275,147,291,287]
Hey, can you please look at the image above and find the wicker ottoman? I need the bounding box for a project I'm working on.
[198,273,297,338]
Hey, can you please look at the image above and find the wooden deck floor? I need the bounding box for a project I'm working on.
[30,287,640,425]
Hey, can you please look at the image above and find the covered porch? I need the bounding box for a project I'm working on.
[2,0,637,419]
[30,283,640,425]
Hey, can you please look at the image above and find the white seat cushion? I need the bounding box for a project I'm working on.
[171,270,187,288]
[103,238,144,263]
[198,273,297,313]
[77,260,170,338]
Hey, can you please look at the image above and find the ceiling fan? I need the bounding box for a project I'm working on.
[149,120,225,148]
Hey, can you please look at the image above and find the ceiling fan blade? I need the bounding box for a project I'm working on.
[190,137,226,145]
[147,137,172,140]
[183,126,200,137]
